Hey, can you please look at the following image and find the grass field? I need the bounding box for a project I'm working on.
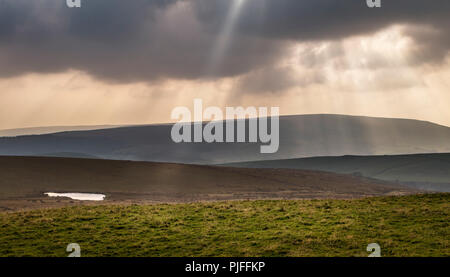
[0,193,448,257]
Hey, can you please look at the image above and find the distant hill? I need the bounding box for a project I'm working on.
[38,152,100,159]
[1,114,450,164]
[223,153,450,192]
[0,125,124,137]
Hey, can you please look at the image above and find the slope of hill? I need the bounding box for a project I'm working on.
[1,114,450,164]
[0,156,415,210]
[223,153,450,192]
[0,125,124,137]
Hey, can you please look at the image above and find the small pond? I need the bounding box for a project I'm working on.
[44,192,106,201]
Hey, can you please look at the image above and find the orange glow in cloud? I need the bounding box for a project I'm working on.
[0,26,449,130]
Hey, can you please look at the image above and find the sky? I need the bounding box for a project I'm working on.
[0,0,450,129]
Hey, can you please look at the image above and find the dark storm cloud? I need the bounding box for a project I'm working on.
[0,0,449,83]
[0,0,285,82]
[195,0,450,40]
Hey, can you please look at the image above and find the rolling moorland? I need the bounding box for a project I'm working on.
[0,193,448,257]
[1,115,449,192]
[224,153,450,192]
[1,114,450,164]
[0,115,448,256]
[0,156,415,211]
[0,156,447,257]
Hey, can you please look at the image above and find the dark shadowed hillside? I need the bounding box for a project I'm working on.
[224,153,450,192]
[1,114,450,164]
[0,156,416,211]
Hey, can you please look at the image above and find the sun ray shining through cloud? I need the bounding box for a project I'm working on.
[205,0,247,76]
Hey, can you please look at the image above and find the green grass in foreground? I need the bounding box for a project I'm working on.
[0,193,448,257]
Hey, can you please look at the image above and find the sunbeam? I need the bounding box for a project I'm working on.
[205,0,247,77]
